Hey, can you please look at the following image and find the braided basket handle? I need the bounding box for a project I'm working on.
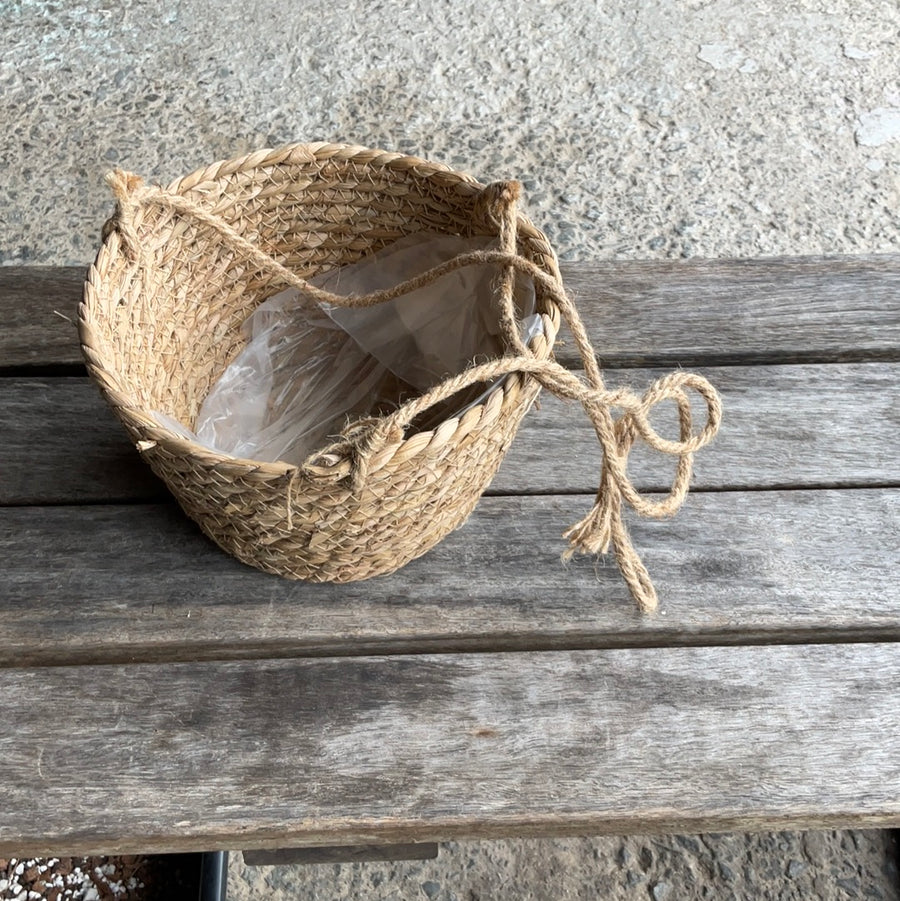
[352,341,721,614]
[346,180,722,613]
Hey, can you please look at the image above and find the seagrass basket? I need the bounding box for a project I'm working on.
[79,143,564,582]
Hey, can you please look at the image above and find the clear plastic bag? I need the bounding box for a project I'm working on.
[192,298,399,465]
[179,232,540,466]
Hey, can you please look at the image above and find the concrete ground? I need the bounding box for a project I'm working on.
[3,0,900,266]
[3,1,899,898]
[228,833,899,900]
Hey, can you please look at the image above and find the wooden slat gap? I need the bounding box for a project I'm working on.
[484,481,900,498]
[5,353,899,379]
[4,628,900,672]
[0,497,163,510]
[0,365,87,378]
[574,348,900,369]
[8,479,900,512]
[9,354,900,380]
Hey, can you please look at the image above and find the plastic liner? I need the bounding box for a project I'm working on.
[165,232,540,466]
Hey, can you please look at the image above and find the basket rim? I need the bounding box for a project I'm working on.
[164,141,486,198]
[79,141,562,481]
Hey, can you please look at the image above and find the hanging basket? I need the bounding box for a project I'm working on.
[79,142,721,612]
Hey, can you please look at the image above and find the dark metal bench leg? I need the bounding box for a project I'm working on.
[242,843,440,866]
[199,850,228,901]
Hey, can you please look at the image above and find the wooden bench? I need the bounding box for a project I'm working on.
[1,257,898,858]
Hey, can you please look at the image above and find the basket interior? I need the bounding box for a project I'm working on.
[93,155,557,433]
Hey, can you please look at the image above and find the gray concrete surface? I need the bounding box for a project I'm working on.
[2,0,900,266]
[3,0,899,898]
[229,833,900,900]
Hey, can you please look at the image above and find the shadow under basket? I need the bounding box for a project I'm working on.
[78,143,563,583]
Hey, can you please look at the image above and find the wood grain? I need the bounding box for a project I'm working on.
[3,256,899,368]
[0,267,84,368]
[1,643,897,855]
[0,377,163,504]
[564,255,900,366]
[1,489,897,666]
[3,363,897,505]
[498,361,900,493]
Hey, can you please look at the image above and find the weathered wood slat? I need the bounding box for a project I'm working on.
[567,255,900,366]
[1,490,897,666]
[3,363,897,505]
[2,256,898,368]
[0,377,163,504]
[0,267,85,368]
[500,361,900,493]
[1,643,897,855]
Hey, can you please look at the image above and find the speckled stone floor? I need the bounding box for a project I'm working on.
[3,0,899,268]
[2,1,898,898]
[228,833,899,901]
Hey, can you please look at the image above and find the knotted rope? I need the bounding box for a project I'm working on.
[106,170,722,613]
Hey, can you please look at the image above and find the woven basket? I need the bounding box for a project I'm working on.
[79,143,564,583]
[80,142,722,611]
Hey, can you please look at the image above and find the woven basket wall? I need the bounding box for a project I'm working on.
[79,142,563,581]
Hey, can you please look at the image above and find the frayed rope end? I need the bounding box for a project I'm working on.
[562,505,613,557]
[105,169,144,203]
[560,504,660,614]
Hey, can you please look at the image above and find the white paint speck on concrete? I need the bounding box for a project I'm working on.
[697,42,745,70]
[843,43,875,60]
[855,108,900,147]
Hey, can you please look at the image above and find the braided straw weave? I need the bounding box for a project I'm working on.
[79,142,722,612]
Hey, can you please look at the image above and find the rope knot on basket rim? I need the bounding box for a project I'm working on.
[100,165,723,614]
[102,169,150,257]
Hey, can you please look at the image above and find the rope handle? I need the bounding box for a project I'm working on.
[358,349,720,613]
[104,169,723,613]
